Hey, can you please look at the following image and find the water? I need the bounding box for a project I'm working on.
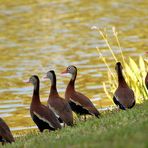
[0,0,147,133]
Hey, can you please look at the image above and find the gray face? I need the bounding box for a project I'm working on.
[29,76,38,85]
[46,71,54,80]
[67,66,76,74]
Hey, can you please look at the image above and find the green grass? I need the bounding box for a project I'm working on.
[3,101,148,148]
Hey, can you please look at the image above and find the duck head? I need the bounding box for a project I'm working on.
[62,65,77,75]
[43,70,56,82]
[25,75,39,86]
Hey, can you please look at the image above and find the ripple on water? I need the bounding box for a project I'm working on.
[11,126,37,132]
[0,87,32,94]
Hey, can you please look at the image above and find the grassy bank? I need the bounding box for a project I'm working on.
[3,101,148,148]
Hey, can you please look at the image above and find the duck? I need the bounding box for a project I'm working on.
[0,117,15,145]
[113,62,135,110]
[145,72,148,89]
[62,65,100,119]
[25,75,61,132]
[43,70,73,126]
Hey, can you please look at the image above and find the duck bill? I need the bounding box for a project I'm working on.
[23,80,30,83]
[61,69,68,74]
[42,76,48,80]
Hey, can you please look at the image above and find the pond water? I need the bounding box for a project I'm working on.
[0,0,147,133]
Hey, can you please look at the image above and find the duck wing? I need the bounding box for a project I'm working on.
[114,87,135,108]
[33,105,61,130]
[0,118,15,143]
[70,91,100,117]
[48,97,73,125]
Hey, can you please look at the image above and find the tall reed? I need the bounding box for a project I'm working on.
[93,26,148,104]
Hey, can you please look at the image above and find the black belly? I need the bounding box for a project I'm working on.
[113,96,135,110]
[58,117,63,123]
[0,136,11,144]
[0,136,4,143]
[69,100,91,115]
[0,135,11,143]
[128,101,135,109]
[32,114,55,132]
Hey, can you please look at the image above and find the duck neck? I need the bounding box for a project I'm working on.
[117,68,127,87]
[68,71,77,91]
[32,82,41,105]
[49,75,58,97]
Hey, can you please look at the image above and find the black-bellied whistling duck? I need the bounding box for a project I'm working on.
[43,70,73,126]
[113,62,135,110]
[62,65,100,118]
[25,75,61,132]
[145,72,148,89]
[0,117,15,145]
